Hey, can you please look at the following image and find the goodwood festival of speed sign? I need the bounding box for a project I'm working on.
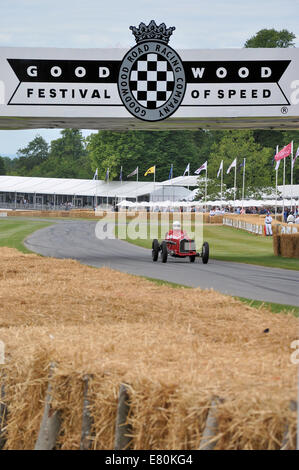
[117,21,186,121]
[0,20,298,129]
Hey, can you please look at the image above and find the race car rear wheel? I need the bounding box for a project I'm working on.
[189,255,196,262]
[201,242,209,264]
[152,239,159,262]
[161,241,168,263]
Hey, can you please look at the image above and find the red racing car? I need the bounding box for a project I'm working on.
[152,221,209,264]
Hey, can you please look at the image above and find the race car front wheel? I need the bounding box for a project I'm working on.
[201,242,209,264]
[161,241,168,263]
[152,239,159,262]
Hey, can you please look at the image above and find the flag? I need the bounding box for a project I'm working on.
[183,163,190,176]
[226,158,237,174]
[105,168,109,182]
[274,142,292,161]
[238,158,245,171]
[127,167,138,178]
[168,164,173,180]
[292,146,299,168]
[93,168,98,180]
[194,161,207,174]
[119,166,123,181]
[217,160,223,178]
[275,159,280,171]
[144,166,155,176]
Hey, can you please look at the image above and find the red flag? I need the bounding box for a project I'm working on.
[274,142,292,161]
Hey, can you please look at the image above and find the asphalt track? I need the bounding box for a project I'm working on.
[24,219,299,307]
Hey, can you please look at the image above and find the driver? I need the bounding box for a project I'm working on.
[166,220,186,240]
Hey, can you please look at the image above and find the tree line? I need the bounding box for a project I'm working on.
[1,127,298,190]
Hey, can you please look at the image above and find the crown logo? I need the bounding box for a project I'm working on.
[129,20,175,44]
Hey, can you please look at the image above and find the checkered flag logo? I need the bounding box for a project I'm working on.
[130,53,174,109]
[118,21,186,122]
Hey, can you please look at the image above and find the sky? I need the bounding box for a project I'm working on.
[0,0,298,156]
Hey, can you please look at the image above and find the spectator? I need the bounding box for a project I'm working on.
[284,208,289,223]
[287,212,295,224]
[264,212,273,236]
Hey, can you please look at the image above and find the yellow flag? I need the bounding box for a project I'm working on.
[144,166,155,176]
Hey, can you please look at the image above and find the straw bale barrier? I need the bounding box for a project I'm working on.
[273,232,299,258]
[4,209,98,219]
[0,247,297,450]
[1,209,223,224]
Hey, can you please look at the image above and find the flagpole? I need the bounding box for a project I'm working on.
[220,162,223,208]
[95,173,97,210]
[242,158,246,209]
[275,145,279,220]
[171,164,174,202]
[283,157,286,217]
[275,167,278,220]
[234,160,237,211]
[291,141,294,212]
[205,166,208,213]
[107,167,109,208]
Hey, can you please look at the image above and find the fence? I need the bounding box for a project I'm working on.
[223,215,299,236]
[223,216,265,235]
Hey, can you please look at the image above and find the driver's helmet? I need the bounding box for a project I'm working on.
[173,221,181,230]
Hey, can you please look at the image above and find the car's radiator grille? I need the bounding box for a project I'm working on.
[180,239,196,252]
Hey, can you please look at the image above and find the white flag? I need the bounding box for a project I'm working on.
[127,167,138,178]
[194,161,207,174]
[217,160,223,178]
[183,163,190,176]
[93,168,98,180]
[275,159,280,171]
[226,158,237,174]
[292,146,299,168]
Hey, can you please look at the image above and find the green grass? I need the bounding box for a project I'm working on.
[203,225,299,270]
[122,224,299,271]
[0,218,53,253]
[141,275,192,289]
[235,296,299,317]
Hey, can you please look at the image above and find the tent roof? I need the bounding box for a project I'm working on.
[0,175,159,198]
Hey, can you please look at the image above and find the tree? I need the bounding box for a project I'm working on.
[244,29,296,48]
[202,130,274,200]
[15,135,49,175]
[86,130,203,181]
[0,156,6,175]
[37,129,92,178]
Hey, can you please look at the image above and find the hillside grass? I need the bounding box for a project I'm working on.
[0,218,53,253]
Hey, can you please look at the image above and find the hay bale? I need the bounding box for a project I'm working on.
[280,233,299,258]
[0,248,297,450]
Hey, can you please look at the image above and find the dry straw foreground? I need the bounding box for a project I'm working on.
[0,247,297,450]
